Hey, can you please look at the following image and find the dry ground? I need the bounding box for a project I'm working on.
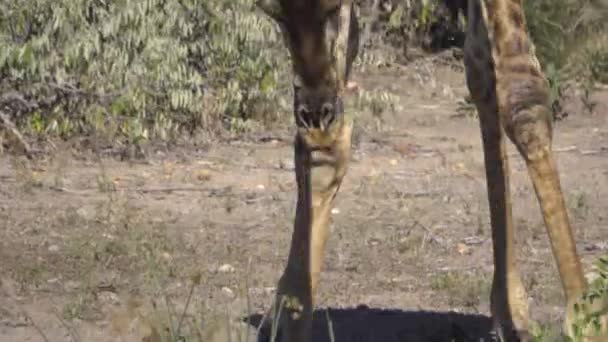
[1,53,608,342]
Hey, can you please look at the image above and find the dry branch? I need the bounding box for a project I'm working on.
[0,109,32,158]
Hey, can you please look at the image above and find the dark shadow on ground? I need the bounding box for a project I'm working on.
[246,305,496,342]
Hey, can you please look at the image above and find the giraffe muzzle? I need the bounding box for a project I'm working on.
[294,96,347,150]
[294,96,344,131]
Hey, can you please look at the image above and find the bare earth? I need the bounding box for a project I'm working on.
[1,55,608,342]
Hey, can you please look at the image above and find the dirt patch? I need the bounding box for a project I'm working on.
[1,58,607,341]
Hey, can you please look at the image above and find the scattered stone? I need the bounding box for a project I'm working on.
[456,242,471,255]
[221,286,234,298]
[368,237,381,246]
[76,207,95,221]
[217,264,235,273]
[279,159,294,170]
[197,169,212,182]
[102,233,116,240]
[584,241,608,252]
[98,291,120,305]
[65,280,81,291]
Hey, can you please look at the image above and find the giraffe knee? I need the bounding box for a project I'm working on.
[503,104,553,162]
[499,75,554,162]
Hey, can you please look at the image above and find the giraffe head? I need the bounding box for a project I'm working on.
[256,0,359,133]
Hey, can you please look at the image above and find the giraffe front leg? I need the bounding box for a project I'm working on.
[464,29,530,342]
[477,107,531,342]
[465,88,531,340]
[259,116,352,342]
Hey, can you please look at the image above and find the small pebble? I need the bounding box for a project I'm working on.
[221,287,234,298]
[218,264,235,273]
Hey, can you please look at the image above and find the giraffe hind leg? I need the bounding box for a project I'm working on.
[467,0,593,339]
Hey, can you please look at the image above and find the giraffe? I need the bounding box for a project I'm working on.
[254,0,606,341]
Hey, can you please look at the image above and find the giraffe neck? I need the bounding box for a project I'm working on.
[485,0,533,61]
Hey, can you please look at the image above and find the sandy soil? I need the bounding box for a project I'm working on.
[1,53,607,342]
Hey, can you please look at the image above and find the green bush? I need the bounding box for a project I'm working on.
[1,0,606,148]
[356,0,465,59]
[525,0,608,83]
[0,0,289,144]
[567,255,608,341]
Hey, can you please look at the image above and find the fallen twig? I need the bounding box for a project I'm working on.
[436,264,490,273]
[120,186,233,195]
[507,145,608,158]
[391,189,442,198]
[410,217,448,249]
[47,184,234,196]
[47,186,92,195]
[553,145,579,153]
[581,147,608,155]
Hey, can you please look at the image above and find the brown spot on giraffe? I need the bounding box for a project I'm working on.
[254,0,608,341]
[502,59,543,78]
[505,34,531,57]
[509,4,525,28]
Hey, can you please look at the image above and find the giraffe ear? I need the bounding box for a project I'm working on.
[255,0,283,21]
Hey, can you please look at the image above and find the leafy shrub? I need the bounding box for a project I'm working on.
[567,255,608,341]
[525,0,608,83]
[1,0,606,149]
[0,0,290,145]
[356,0,465,60]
